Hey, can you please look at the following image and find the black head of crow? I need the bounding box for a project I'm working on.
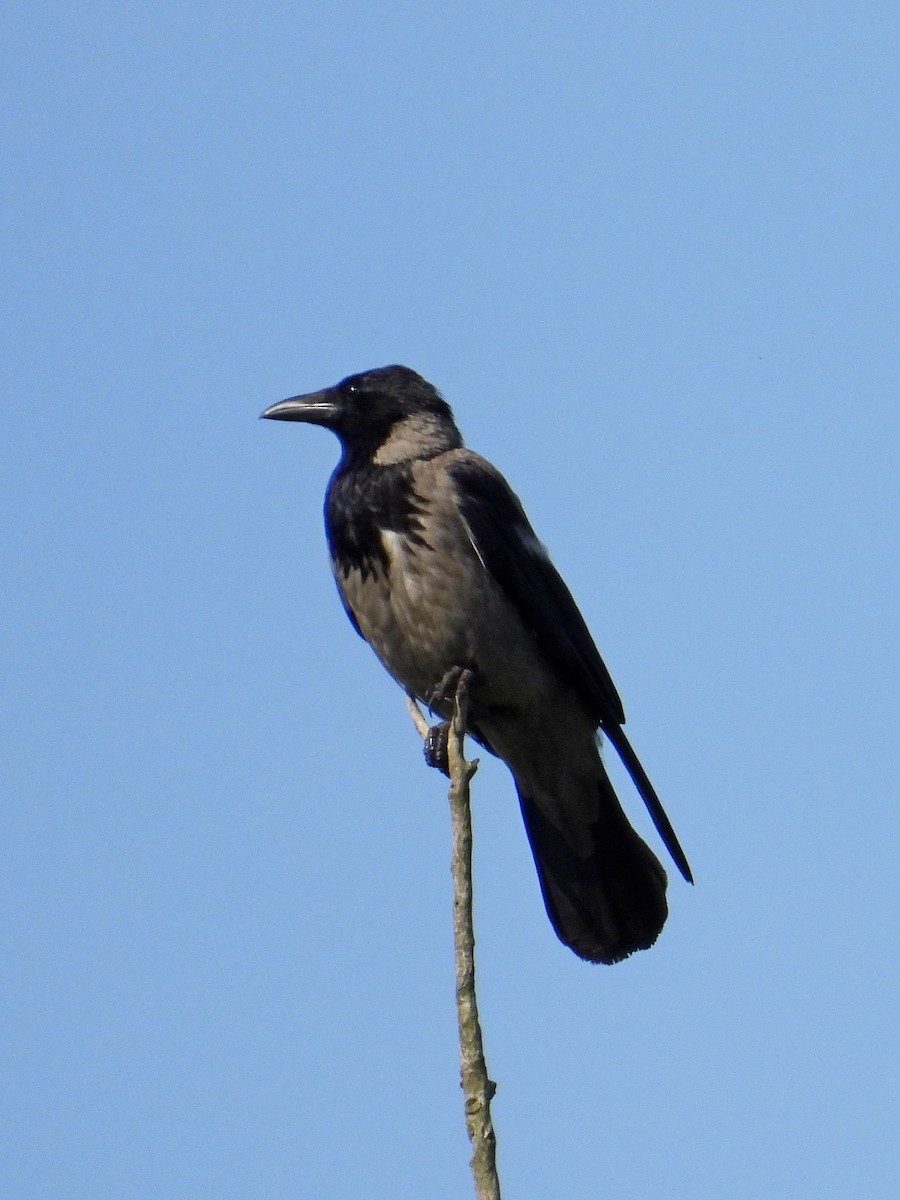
[262,365,691,964]
[262,364,459,461]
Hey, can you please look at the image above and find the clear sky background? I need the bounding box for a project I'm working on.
[3,4,898,1198]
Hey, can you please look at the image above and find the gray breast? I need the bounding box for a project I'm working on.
[336,517,546,713]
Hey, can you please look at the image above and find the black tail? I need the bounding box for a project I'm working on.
[604,724,694,884]
[516,776,669,964]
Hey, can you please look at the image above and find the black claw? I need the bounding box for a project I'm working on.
[423,721,451,776]
[427,664,477,713]
[427,666,465,712]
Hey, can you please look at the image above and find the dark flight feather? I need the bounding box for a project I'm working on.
[450,456,693,884]
[449,458,626,726]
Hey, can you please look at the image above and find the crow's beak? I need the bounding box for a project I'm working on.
[260,390,341,425]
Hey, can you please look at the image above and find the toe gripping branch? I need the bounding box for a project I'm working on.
[427,665,471,712]
[407,667,476,779]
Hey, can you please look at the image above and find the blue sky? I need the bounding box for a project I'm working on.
[3,4,898,1197]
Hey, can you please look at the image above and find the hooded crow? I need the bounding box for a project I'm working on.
[262,365,691,964]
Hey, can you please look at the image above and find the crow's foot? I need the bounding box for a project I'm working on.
[427,664,475,712]
[423,721,451,777]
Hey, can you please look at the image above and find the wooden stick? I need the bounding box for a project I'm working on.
[407,677,501,1199]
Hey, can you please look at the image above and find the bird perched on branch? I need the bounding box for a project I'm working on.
[262,365,691,964]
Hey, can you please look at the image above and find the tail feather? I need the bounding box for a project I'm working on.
[604,724,694,884]
[516,776,668,964]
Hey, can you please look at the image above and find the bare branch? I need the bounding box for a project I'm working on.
[407,676,501,1199]
[405,692,431,740]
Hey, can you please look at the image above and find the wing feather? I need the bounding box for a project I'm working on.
[449,455,693,883]
[449,457,625,727]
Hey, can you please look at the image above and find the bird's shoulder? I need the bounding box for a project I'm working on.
[414,448,530,523]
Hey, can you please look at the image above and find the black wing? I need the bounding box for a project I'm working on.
[450,456,693,884]
[449,456,625,726]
